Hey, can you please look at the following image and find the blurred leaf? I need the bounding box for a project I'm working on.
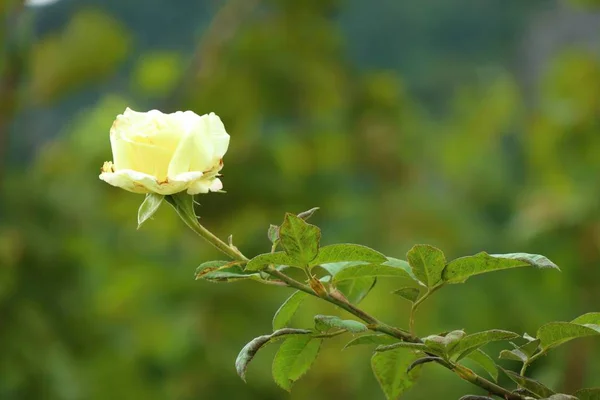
[500,367,555,398]
[279,213,320,266]
[336,276,376,304]
[235,328,311,382]
[29,9,131,104]
[245,251,296,271]
[312,244,387,266]
[343,334,398,350]
[273,291,308,330]
[392,287,421,303]
[451,330,519,360]
[272,336,322,391]
[314,315,367,333]
[542,395,579,400]
[575,388,600,400]
[371,348,421,400]
[137,193,164,228]
[442,252,560,284]
[406,244,446,287]
[464,349,498,382]
[132,51,183,97]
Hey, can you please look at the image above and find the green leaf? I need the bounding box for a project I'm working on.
[272,336,322,391]
[314,315,367,333]
[385,257,418,280]
[392,287,421,303]
[273,291,308,330]
[542,395,579,400]
[235,328,311,382]
[422,335,450,357]
[311,244,387,267]
[343,334,398,350]
[195,260,230,278]
[268,224,280,244]
[423,330,465,358]
[196,261,262,282]
[333,263,412,282]
[537,322,600,351]
[575,388,600,400]
[571,312,600,325]
[442,252,560,284]
[451,330,519,360]
[420,331,468,358]
[465,349,498,382]
[319,261,358,276]
[245,251,296,271]
[201,264,262,283]
[137,193,164,228]
[499,349,527,362]
[501,367,555,398]
[375,342,430,353]
[406,244,446,287]
[297,207,320,221]
[371,349,421,400]
[336,276,376,304]
[519,338,541,357]
[278,213,320,265]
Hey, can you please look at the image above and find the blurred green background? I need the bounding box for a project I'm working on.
[1,0,600,398]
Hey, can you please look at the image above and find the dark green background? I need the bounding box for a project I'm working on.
[1,0,600,398]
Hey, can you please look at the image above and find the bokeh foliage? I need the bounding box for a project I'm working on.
[1,0,599,399]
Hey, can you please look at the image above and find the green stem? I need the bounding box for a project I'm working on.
[409,284,442,335]
[520,350,546,377]
[181,218,525,400]
[176,206,248,262]
[519,362,529,377]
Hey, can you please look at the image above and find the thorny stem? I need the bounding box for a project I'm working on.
[186,218,527,400]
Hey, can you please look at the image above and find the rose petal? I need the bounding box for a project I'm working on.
[99,169,160,194]
[167,115,214,178]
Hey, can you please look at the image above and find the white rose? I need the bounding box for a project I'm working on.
[99,108,230,195]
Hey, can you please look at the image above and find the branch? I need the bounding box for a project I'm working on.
[186,220,525,400]
[267,269,523,399]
